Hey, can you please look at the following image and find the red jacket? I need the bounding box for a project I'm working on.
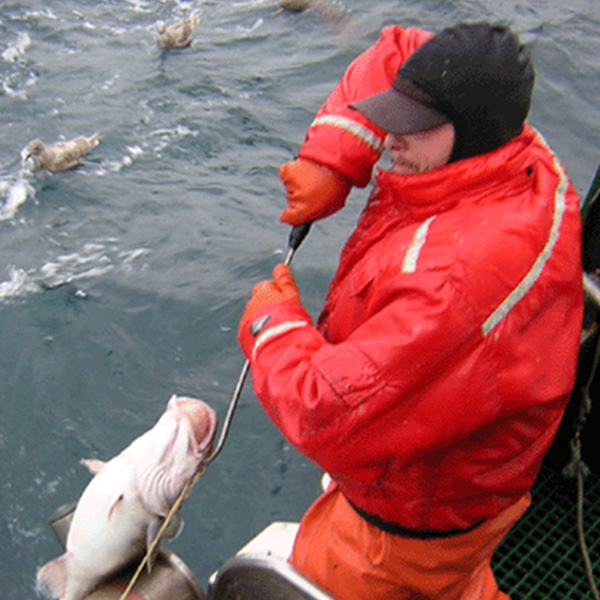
[239,26,583,532]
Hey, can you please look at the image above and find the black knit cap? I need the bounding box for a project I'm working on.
[350,23,534,161]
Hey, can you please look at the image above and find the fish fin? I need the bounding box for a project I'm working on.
[145,519,163,573]
[146,517,162,547]
[162,512,183,542]
[36,553,68,599]
[108,491,125,519]
[80,458,106,475]
[143,513,183,574]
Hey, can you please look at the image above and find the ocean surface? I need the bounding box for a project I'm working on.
[1,0,599,597]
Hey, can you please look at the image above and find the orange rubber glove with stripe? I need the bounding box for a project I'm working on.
[279,159,352,226]
[238,264,301,340]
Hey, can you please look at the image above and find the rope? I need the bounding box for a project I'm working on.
[576,466,600,600]
[118,464,206,600]
[563,320,600,600]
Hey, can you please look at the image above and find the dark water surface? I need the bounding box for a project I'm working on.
[1,0,599,596]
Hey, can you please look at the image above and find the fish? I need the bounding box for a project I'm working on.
[36,395,218,600]
[25,133,99,173]
[156,11,199,49]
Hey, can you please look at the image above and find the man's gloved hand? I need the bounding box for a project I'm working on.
[279,158,351,226]
[238,264,301,340]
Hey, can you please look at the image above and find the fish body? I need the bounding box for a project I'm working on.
[25,133,99,172]
[156,11,199,49]
[36,395,217,600]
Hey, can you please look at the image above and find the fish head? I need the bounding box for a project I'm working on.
[124,395,217,516]
[166,394,217,457]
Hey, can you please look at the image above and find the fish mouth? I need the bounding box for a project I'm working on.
[168,395,218,455]
[195,407,218,454]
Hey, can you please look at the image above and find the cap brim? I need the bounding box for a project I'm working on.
[350,88,449,134]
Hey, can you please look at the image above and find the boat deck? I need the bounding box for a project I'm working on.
[494,465,600,599]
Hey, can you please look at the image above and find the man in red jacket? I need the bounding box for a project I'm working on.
[237,22,583,600]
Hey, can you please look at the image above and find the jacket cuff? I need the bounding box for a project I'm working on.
[238,299,313,362]
[298,122,381,189]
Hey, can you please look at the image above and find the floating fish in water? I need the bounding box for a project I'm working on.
[25,134,99,173]
[156,11,199,49]
[36,395,218,600]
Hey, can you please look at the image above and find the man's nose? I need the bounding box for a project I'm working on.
[383,133,407,150]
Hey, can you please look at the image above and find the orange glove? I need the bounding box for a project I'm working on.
[279,159,351,225]
[238,264,301,340]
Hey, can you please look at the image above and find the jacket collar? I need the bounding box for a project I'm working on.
[373,124,538,221]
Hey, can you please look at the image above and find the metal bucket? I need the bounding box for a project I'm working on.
[48,502,205,600]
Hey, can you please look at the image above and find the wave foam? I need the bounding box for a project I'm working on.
[0,267,39,300]
[2,32,31,63]
[0,176,34,222]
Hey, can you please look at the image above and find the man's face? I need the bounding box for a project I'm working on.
[382,122,455,175]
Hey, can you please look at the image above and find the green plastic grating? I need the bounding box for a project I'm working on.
[493,466,600,599]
